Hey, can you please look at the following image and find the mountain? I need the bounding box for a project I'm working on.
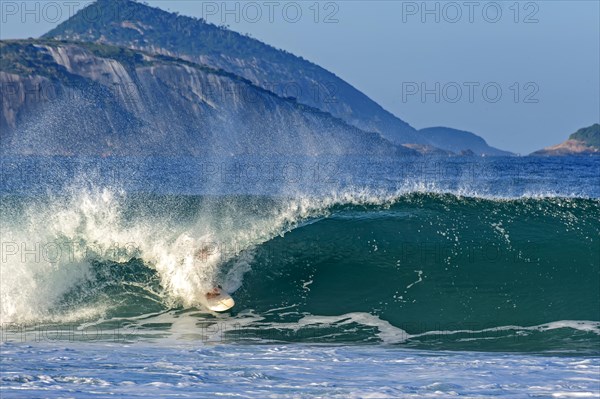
[43,0,424,145]
[0,40,416,157]
[418,127,515,156]
[530,124,600,156]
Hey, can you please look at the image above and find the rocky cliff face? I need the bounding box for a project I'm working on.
[1,40,414,157]
[530,124,600,156]
[43,0,423,145]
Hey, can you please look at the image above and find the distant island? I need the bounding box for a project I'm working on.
[418,127,514,156]
[531,124,600,156]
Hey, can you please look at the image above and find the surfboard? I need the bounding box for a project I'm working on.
[206,292,235,312]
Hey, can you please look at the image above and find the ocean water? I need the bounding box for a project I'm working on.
[1,155,599,398]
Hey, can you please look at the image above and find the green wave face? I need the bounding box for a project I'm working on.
[229,195,600,350]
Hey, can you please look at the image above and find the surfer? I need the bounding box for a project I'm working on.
[204,284,235,312]
[206,285,223,299]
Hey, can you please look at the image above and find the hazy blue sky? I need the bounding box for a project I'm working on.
[1,0,598,153]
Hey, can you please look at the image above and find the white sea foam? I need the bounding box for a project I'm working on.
[0,185,393,323]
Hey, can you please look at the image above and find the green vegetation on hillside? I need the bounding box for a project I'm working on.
[44,0,307,66]
[0,39,152,81]
[569,123,600,148]
[1,40,66,77]
[80,41,152,68]
[0,39,231,81]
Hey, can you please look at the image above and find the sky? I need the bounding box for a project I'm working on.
[1,0,599,154]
